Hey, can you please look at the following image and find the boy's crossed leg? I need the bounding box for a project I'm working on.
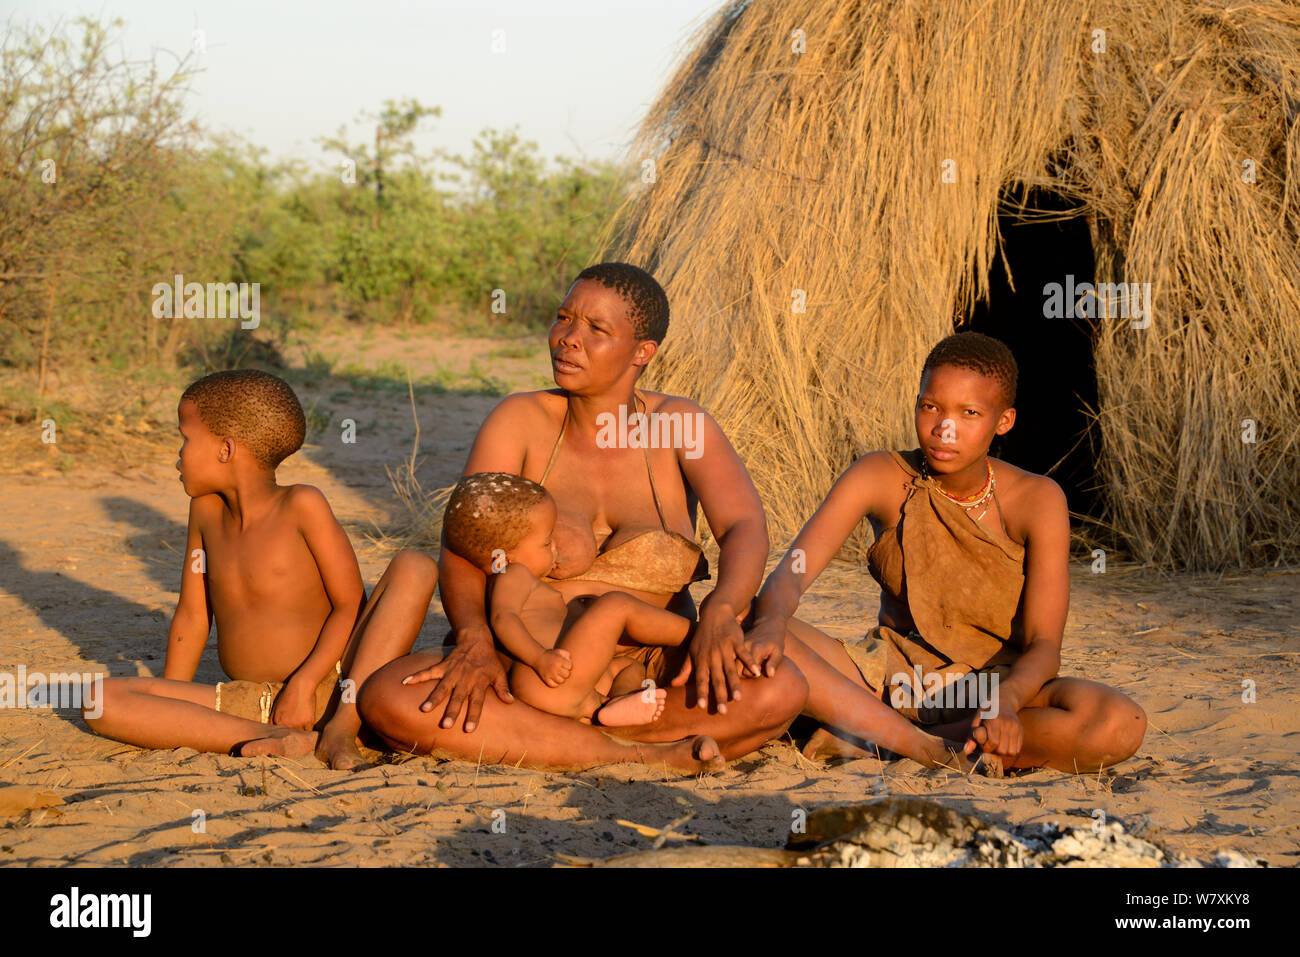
[87,676,317,757]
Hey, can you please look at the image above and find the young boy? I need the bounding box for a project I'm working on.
[749,332,1147,773]
[442,472,687,726]
[84,370,366,761]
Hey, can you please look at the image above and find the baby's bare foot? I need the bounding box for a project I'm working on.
[238,727,317,759]
[593,688,667,727]
[315,722,368,771]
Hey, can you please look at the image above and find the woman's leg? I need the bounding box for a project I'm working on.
[311,549,439,769]
[782,618,972,769]
[346,563,804,769]
[562,663,808,759]
[360,653,722,773]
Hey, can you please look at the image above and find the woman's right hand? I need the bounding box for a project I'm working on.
[401,623,513,732]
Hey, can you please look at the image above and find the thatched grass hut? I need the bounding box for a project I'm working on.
[600,0,1300,570]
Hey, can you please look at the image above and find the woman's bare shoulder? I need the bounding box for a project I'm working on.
[637,388,705,417]
[483,389,565,428]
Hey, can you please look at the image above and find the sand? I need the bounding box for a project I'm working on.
[0,329,1296,867]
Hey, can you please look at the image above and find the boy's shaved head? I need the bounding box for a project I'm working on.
[444,472,549,568]
[572,262,670,344]
[921,332,1018,409]
[180,370,306,469]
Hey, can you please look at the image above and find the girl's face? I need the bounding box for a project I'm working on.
[914,364,1015,474]
[548,279,656,395]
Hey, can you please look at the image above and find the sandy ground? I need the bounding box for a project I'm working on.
[0,328,1297,867]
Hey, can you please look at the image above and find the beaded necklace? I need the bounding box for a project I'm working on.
[920,455,996,521]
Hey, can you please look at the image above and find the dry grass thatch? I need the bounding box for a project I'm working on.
[598,0,1300,570]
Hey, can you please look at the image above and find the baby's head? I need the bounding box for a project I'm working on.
[176,370,306,494]
[443,472,556,577]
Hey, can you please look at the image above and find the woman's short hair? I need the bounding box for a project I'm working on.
[572,262,670,344]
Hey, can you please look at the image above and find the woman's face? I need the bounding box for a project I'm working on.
[548,279,655,394]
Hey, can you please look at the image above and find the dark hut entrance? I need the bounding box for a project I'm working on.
[962,186,1101,518]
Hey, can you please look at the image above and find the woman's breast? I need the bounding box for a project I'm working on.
[548,513,599,581]
[548,506,678,582]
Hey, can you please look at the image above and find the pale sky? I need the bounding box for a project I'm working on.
[3,0,722,169]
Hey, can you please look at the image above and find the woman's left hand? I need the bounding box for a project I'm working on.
[671,598,759,714]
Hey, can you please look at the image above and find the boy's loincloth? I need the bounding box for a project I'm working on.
[214,661,342,727]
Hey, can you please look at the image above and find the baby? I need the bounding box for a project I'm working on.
[443,472,692,727]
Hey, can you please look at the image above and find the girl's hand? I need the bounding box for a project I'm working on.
[741,616,787,678]
[964,712,1024,762]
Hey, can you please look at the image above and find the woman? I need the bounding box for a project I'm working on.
[747,332,1147,773]
[346,263,807,772]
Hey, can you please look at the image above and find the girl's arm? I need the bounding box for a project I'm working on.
[996,477,1069,715]
[748,452,894,664]
[964,475,1069,761]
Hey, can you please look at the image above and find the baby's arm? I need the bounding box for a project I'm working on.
[272,486,365,728]
[162,498,213,681]
[489,564,572,687]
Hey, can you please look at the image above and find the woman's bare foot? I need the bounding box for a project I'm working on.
[594,688,667,727]
[238,727,318,758]
[643,734,726,774]
[315,721,368,771]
